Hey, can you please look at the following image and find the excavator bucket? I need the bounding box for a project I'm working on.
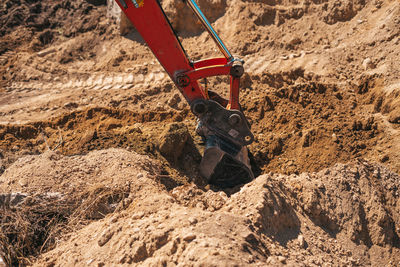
[198,135,254,188]
[193,98,254,188]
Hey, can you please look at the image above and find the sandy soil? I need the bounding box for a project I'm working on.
[0,0,399,266]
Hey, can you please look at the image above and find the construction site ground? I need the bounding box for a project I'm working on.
[0,0,399,266]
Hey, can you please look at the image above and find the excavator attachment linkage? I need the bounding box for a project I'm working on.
[114,0,254,187]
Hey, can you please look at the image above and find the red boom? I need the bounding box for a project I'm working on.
[114,0,241,110]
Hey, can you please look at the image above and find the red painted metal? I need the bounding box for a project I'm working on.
[193,57,228,69]
[229,77,240,110]
[114,0,240,110]
[114,0,205,102]
[186,66,231,81]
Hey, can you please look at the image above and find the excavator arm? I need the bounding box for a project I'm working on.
[114,0,254,187]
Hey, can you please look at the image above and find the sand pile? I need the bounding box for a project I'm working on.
[1,150,398,266]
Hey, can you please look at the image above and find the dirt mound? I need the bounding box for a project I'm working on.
[1,150,395,266]
[0,148,161,265]
[162,0,228,35]
[0,106,202,186]
[244,71,400,175]
[0,148,161,193]
[288,160,400,249]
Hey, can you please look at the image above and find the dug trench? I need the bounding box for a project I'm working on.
[1,71,399,265]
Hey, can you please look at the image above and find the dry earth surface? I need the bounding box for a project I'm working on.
[0,0,399,266]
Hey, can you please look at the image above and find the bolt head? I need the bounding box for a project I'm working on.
[229,114,241,126]
[193,102,207,115]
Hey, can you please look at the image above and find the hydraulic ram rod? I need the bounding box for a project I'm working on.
[186,0,233,61]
